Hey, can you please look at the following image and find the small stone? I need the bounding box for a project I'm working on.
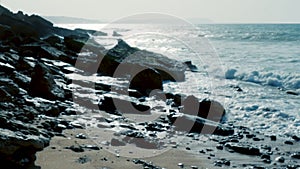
[261,154,271,160]
[284,140,293,145]
[270,135,276,141]
[275,156,285,163]
[191,166,198,169]
[291,152,300,159]
[65,145,84,153]
[292,135,300,141]
[84,145,100,150]
[216,144,224,150]
[186,147,191,150]
[178,163,184,168]
[76,133,87,139]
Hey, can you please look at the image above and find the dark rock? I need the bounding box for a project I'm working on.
[129,68,163,96]
[83,145,100,150]
[292,135,300,141]
[286,91,299,95]
[98,39,186,82]
[270,135,277,141]
[275,156,285,163]
[261,154,271,160]
[45,106,60,117]
[214,159,230,167]
[76,133,87,139]
[169,114,234,136]
[291,152,300,159]
[225,143,261,156]
[0,62,15,73]
[98,96,150,115]
[230,85,243,92]
[284,140,294,145]
[216,144,224,150]
[44,35,62,47]
[0,124,49,168]
[65,145,84,153]
[76,155,91,164]
[29,62,65,100]
[132,159,161,169]
[184,61,198,72]
[182,95,226,122]
[64,36,85,53]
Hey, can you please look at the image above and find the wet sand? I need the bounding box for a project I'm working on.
[36,129,215,169]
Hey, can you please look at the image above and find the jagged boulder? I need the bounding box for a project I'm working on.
[0,116,50,169]
[98,39,186,82]
[29,62,65,100]
[182,95,226,122]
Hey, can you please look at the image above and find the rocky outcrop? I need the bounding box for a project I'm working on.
[29,62,65,101]
[0,113,50,169]
[98,39,186,82]
[182,95,226,122]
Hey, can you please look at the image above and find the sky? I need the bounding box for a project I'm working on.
[1,0,300,23]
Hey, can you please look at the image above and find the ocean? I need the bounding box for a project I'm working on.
[57,23,300,137]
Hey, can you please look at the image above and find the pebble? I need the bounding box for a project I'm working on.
[270,135,276,141]
[76,133,87,139]
[178,163,184,168]
[284,140,294,145]
[275,156,285,163]
[291,152,300,159]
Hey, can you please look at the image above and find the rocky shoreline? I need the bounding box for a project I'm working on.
[0,5,299,169]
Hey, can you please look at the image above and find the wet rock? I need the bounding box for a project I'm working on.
[169,114,234,136]
[98,39,186,82]
[275,156,285,163]
[76,155,91,164]
[182,96,226,123]
[29,62,65,100]
[214,159,230,167]
[177,163,184,168]
[225,143,261,156]
[184,61,198,72]
[270,135,277,141]
[286,91,299,95]
[284,140,293,145]
[98,96,150,115]
[44,35,62,47]
[216,144,224,150]
[76,133,87,139]
[291,152,300,159]
[132,159,161,169]
[44,105,60,117]
[0,125,49,168]
[230,85,243,92]
[65,145,84,153]
[129,68,163,96]
[64,36,85,53]
[292,135,300,141]
[83,145,100,150]
[0,62,15,73]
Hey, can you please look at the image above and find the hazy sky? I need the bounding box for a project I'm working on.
[1,0,300,23]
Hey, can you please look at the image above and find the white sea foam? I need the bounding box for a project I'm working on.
[225,69,300,90]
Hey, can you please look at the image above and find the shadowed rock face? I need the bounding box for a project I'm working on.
[29,62,65,101]
[182,95,226,123]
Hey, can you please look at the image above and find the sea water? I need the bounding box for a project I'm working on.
[57,23,300,137]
